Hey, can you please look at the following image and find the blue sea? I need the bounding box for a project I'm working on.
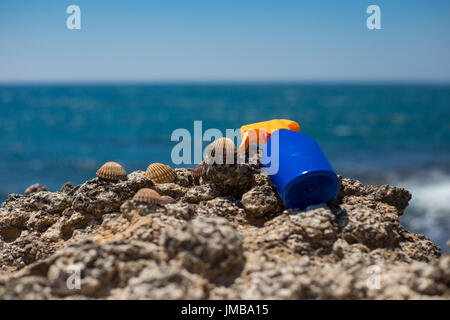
[0,84,449,252]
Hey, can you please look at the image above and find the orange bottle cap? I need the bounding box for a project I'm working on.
[239,119,300,152]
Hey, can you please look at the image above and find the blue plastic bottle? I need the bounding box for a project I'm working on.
[262,129,340,209]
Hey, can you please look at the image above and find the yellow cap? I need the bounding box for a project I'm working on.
[239,119,300,152]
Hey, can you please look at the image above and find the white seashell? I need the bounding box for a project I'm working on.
[205,138,237,165]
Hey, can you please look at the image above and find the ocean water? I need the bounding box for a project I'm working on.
[0,84,449,252]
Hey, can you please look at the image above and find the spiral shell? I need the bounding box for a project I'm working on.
[96,161,127,181]
[133,188,163,204]
[205,137,237,164]
[193,161,205,182]
[146,163,177,183]
[161,195,176,204]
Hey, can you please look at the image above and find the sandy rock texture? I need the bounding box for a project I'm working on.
[0,162,448,300]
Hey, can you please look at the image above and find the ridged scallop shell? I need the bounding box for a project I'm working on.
[133,188,163,204]
[96,161,127,180]
[205,137,237,164]
[146,163,177,183]
[161,195,176,204]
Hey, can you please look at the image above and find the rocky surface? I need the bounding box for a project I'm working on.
[0,161,448,300]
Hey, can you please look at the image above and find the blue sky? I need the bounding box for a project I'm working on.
[0,0,449,82]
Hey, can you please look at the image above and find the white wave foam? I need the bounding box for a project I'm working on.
[395,170,450,250]
[399,170,450,214]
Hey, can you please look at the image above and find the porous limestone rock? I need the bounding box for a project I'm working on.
[183,184,218,203]
[199,197,244,219]
[0,168,448,300]
[153,183,188,199]
[72,170,154,217]
[203,163,256,197]
[116,265,209,299]
[332,177,412,215]
[241,185,284,219]
[24,184,48,196]
[174,168,195,188]
[162,216,245,282]
[335,203,402,248]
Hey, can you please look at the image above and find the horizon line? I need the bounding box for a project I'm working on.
[1,79,450,86]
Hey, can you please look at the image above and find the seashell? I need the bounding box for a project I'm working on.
[133,188,163,204]
[146,163,177,183]
[205,137,237,165]
[96,161,127,181]
[193,161,205,182]
[161,195,176,204]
